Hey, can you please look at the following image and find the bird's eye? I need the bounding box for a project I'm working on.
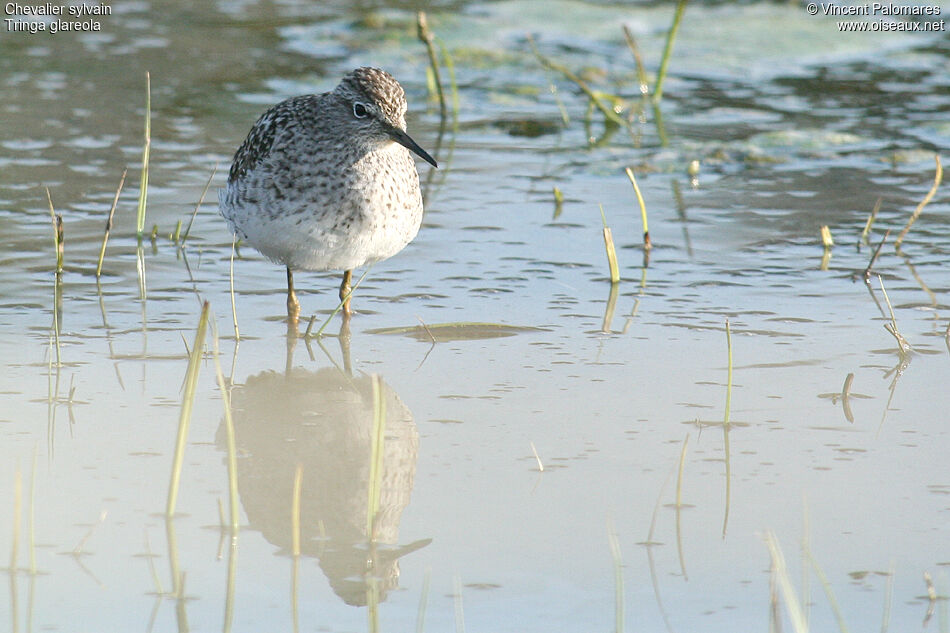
[353,103,370,118]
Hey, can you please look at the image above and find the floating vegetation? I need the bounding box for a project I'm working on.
[368,322,549,342]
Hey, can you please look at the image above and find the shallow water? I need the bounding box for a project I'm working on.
[2,1,949,631]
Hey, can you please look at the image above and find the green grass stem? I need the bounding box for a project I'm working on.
[312,267,372,338]
[599,204,621,283]
[895,154,942,251]
[46,188,63,274]
[96,169,127,277]
[653,0,688,104]
[621,25,650,96]
[724,318,733,426]
[528,35,627,128]
[166,301,210,517]
[136,71,151,239]
[417,12,446,121]
[860,197,881,244]
[182,163,217,246]
[625,168,651,250]
[291,464,303,557]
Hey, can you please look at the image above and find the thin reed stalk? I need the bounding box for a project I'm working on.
[764,530,809,633]
[211,320,240,534]
[136,71,152,239]
[724,318,733,426]
[46,188,63,274]
[860,197,881,244]
[895,154,942,251]
[97,169,127,277]
[625,167,651,250]
[528,35,627,128]
[621,25,650,96]
[607,519,624,633]
[653,0,688,104]
[166,301,210,517]
[312,267,372,337]
[863,229,890,281]
[182,163,217,245]
[417,12,446,121]
[366,374,387,540]
[599,204,621,283]
[229,236,240,340]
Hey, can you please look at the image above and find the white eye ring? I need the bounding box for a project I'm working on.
[352,102,370,118]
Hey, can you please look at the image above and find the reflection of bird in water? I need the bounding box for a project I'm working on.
[216,367,428,606]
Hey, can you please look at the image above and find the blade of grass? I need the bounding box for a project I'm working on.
[166,301,210,517]
[653,0,688,104]
[895,154,942,251]
[229,236,240,341]
[136,71,152,239]
[607,518,624,633]
[417,12,446,121]
[181,163,217,246]
[860,197,882,244]
[622,25,650,96]
[625,167,651,250]
[96,169,127,277]
[599,204,621,283]
[764,530,809,633]
[528,35,627,128]
[46,188,63,274]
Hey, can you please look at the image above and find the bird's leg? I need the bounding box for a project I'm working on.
[340,269,353,317]
[286,267,300,323]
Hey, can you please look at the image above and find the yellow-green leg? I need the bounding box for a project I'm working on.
[339,269,353,317]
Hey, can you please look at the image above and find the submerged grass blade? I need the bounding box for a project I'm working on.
[764,530,809,633]
[211,319,240,534]
[607,518,624,633]
[653,0,688,104]
[97,169,127,277]
[366,374,387,540]
[895,154,942,251]
[136,71,152,239]
[166,301,210,517]
[625,168,651,250]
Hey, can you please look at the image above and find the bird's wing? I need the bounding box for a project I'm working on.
[227,96,312,183]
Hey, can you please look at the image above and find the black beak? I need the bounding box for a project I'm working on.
[386,125,438,168]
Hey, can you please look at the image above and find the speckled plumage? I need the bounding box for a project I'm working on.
[219,67,435,279]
